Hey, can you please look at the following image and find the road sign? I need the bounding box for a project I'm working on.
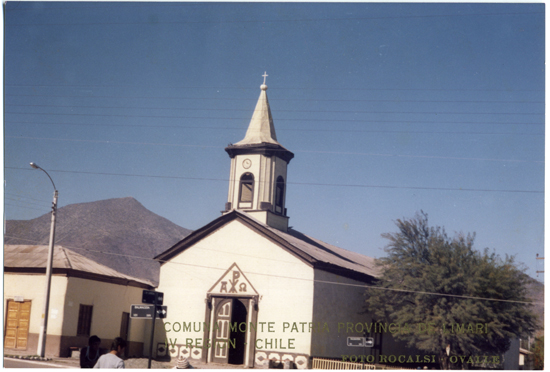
[156,306,167,319]
[131,304,155,319]
[142,290,164,305]
[347,337,374,347]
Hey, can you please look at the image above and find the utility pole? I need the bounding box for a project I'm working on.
[30,162,58,357]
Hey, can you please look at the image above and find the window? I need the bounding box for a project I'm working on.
[77,304,93,336]
[239,173,254,203]
[275,176,285,214]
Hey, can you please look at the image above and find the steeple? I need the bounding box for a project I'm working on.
[223,73,294,232]
[234,77,278,146]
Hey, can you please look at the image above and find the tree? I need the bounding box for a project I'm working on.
[531,336,543,370]
[365,212,537,369]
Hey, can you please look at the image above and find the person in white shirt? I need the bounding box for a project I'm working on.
[93,337,126,369]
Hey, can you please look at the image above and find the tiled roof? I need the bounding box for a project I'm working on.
[4,244,154,287]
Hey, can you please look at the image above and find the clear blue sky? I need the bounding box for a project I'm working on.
[4,3,545,280]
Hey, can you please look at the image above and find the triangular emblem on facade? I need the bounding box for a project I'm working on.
[208,263,258,296]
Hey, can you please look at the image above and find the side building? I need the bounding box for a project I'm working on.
[4,244,154,358]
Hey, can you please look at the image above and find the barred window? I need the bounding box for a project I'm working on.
[77,304,93,336]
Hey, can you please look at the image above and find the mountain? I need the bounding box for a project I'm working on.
[525,275,545,335]
[4,197,192,285]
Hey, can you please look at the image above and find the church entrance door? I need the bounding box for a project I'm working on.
[212,298,248,365]
[204,263,259,367]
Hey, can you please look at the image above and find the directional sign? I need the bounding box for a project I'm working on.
[142,290,164,305]
[347,337,365,347]
[156,306,167,319]
[131,304,155,319]
[347,337,374,347]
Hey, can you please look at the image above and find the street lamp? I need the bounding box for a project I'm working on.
[30,162,58,358]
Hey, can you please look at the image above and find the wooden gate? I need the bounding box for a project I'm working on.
[4,300,31,350]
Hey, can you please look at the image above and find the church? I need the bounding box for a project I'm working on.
[152,75,404,368]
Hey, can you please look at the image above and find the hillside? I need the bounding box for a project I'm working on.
[4,197,192,285]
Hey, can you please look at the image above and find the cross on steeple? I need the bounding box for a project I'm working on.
[262,72,268,85]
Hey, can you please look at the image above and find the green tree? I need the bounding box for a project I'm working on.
[365,212,537,369]
[531,336,543,369]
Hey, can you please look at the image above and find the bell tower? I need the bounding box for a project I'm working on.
[223,73,294,232]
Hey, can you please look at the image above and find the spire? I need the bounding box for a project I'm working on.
[234,72,279,146]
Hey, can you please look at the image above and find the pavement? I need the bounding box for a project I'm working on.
[4,350,249,369]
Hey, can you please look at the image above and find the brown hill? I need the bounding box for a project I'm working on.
[4,197,192,285]
[525,275,544,335]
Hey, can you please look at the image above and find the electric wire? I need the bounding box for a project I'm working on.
[3,234,540,305]
[5,166,544,194]
[4,137,544,163]
[6,118,544,129]
[5,10,544,27]
[5,92,545,104]
[5,103,545,116]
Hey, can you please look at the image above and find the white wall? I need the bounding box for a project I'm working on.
[155,219,314,357]
[4,273,69,336]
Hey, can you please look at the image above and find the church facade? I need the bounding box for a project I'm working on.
[153,76,395,368]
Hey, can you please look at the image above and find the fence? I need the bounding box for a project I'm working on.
[311,357,375,370]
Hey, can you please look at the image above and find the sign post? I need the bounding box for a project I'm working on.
[130,304,155,319]
[346,336,374,347]
[133,290,165,369]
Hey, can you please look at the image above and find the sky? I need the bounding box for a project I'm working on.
[3,2,545,280]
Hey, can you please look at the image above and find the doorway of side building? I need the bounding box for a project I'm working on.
[4,300,31,350]
[120,312,130,358]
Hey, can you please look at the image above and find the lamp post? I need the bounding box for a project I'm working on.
[30,162,58,358]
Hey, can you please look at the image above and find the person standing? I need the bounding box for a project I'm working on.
[80,335,102,368]
[93,337,126,369]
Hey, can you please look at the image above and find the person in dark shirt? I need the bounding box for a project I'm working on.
[80,335,102,368]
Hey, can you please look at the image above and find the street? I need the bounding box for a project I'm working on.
[3,358,73,368]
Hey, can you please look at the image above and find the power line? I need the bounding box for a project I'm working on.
[5,102,543,117]
[5,192,54,205]
[5,166,544,194]
[5,92,545,105]
[5,111,545,123]
[5,10,544,27]
[5,136,543,163]
[4,203,49,212]
[4,83,544,93]
[5,120,542,137]
[3,235,540,305]
[5,118,544,129]
[5,196,52,208]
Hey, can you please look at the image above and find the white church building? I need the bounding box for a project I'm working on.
[152,77,402,368]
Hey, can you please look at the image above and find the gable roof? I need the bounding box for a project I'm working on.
[155,210,380,282]
[4,244,154,289]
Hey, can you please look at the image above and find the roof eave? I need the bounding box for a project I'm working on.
[4,267,154,289]
[154,210,313,266]
[225,143,294,163]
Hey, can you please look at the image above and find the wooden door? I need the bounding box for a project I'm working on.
[4,300,31,350]
[120,312,129,358]
[212,300,232,363]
